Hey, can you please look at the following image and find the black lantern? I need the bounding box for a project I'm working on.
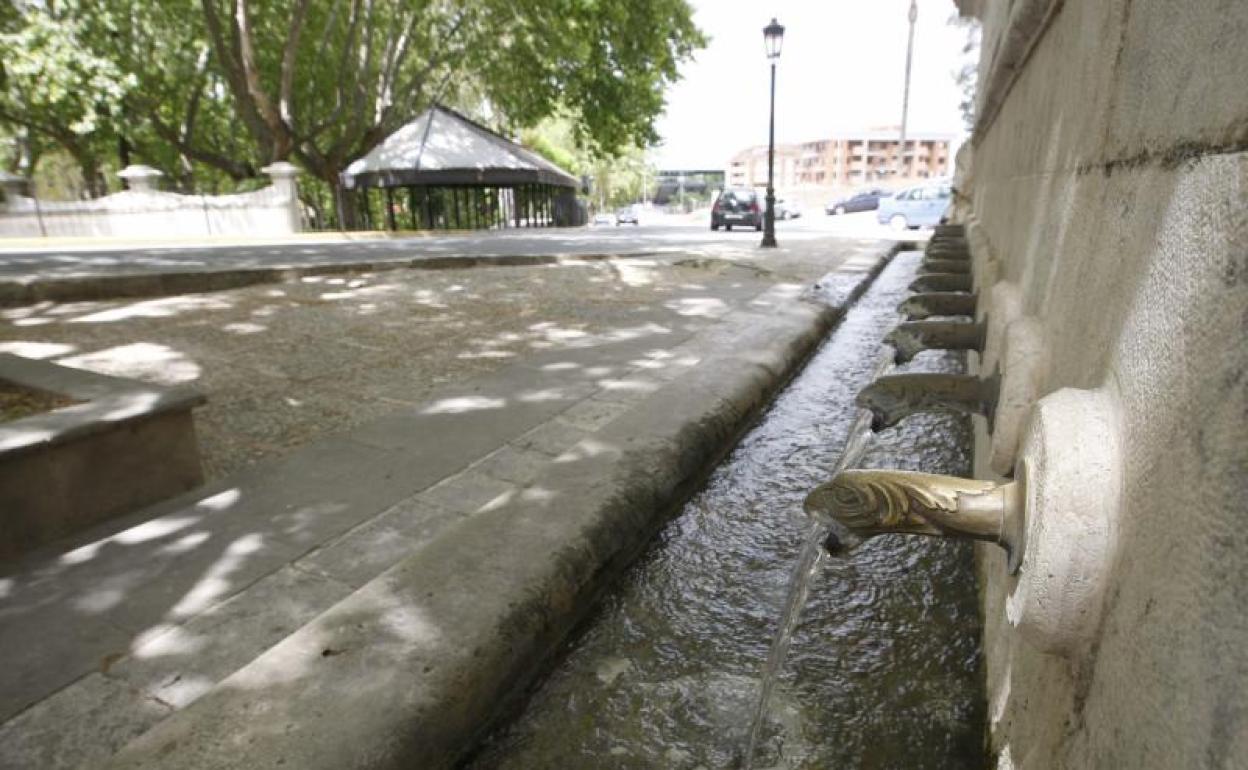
[764,18,785,60]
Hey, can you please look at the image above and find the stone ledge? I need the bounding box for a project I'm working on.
[0,354,205,559]
[0,354,205,457]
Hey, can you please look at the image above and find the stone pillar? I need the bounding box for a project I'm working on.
[0,170,27,210]
[262,161,302,233]
[117,165,163,192]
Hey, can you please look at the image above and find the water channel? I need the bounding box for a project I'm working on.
[467,252,985,769]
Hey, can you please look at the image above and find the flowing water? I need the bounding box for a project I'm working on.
[467,252,985,769]
[740,353,889,769]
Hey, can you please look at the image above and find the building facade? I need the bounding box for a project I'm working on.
[727,130,954,191]
[726,145,801,190]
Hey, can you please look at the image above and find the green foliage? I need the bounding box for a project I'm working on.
[473,0,704,157]
[948,13,980,132]
[0,3,135,193]
[0,9,132,135]
[522,116,654,210]
[0,0,703,205]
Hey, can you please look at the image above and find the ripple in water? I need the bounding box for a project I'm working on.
[467,253,985,769]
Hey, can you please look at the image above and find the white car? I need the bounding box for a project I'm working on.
[775,198,802,220]
[591,212,614,226]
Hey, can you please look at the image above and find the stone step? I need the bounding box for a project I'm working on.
[0,317,714,769]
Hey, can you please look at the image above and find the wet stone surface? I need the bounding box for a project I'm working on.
[467,253,985,769]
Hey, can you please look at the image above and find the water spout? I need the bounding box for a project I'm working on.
[804,468,1024,572]
[924,241,970,258]
[897,292,978,320]
[909,273,972,293]
[884,320,986,364]
[920,258,971,274]
[856,372,999,431]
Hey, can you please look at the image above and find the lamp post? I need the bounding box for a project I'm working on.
[761,17,785,248]
[898,0,918,179]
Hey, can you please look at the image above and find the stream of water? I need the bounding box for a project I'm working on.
[467,252,985,769]
[740,350,890,769]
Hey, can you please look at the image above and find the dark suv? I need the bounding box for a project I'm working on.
[711,188,763,231]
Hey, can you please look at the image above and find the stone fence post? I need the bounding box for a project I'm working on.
[262,161,302,233]
[0,171,26,211]
[117,165,164,192]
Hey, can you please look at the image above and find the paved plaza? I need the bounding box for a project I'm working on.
[0,235,900,768]
[0,238,879,479]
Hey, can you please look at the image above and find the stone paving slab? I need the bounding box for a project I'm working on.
[0,242,898,769]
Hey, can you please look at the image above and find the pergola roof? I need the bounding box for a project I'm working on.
[342,106,578,190]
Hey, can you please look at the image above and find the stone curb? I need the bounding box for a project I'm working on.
[0,252,660,308]
[102,246,899,770]
[0,353,205,457]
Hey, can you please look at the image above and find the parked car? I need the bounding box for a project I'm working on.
[592,212,614,226]
[711,188,763,231]
[775,198,802,220]
[615,207,639,225]
[876,181,952,229]
[826,188,888,215]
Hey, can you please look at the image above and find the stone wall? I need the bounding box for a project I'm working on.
[0,163,301,239]
[957,0,1247,767]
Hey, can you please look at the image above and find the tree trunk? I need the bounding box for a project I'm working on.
[119,135,132,171]
[331,175,357,231]
[75,153,108,199]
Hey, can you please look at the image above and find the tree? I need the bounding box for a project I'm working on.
[194,0,703,222]
[949,13,981,132]
[0,0,249,195]
[0,4,133,196]
[1,0,703,217]
[522,115,655,211]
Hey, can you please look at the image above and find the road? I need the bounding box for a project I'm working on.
[0,211,921,281]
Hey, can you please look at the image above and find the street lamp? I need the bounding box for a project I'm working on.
[898,0,918,178]
[761,17,784,248]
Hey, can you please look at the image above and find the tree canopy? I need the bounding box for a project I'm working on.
[0,0,703,211]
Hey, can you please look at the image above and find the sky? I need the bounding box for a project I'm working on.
[653,0,973,169]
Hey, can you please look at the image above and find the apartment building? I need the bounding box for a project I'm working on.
[727,130,954,191]
[725,145,801,190]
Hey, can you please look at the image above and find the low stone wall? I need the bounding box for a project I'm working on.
[0,163,301,239]
[0,354,205,560]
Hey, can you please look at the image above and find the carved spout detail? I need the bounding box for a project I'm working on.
[804,469,1024,572]
[897,292,978,320]
[925,241,970,256]
[920,258,971,275]
[856,372,999,431]
[884,320,986,364]
[908,273,972,293]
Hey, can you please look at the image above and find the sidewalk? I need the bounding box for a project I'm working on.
[0,243,899,769]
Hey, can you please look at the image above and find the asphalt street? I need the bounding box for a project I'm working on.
[0,211,921,281]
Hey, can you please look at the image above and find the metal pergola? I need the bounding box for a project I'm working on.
[341,106,582,231]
